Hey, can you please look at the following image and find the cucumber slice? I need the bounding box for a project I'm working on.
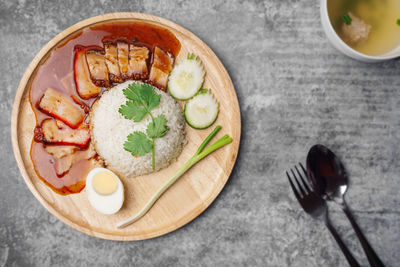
[168,53,205,100]
[184,90,219,129]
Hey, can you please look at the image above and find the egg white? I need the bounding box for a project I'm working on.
[86,167,124,215]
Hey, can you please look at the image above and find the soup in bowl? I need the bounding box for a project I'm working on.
[321,0,400,62]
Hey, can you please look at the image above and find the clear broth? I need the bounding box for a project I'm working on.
[328,0,400,56]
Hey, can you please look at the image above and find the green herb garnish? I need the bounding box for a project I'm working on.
[146,114,169,139]
[119,82,169,170]
[120,83,161,121]
[124,132,152,157]
[187,52,199,61]
[397,19,400,26]
[342,13,352,25]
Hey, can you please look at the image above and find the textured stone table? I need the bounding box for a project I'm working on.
[1,0,399,266]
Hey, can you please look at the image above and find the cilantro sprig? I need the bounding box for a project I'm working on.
[119,82,169,170]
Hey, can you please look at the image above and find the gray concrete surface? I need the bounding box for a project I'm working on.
[1,0,400,266]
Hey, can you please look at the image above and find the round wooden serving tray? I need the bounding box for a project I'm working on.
[11,13,241,241]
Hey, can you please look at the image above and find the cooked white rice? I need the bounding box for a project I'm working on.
[90,81,186,177]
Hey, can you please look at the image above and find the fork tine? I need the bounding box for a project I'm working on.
[299,162,312,184]
[291,168,306,196]
[286,171,301,201]
[295,164,311,194]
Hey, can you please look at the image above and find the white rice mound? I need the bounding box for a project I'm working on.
[90,81,186,177]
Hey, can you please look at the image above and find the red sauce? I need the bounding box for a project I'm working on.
[29,21,181,195]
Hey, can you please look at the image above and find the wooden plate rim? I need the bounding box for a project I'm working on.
[11,12,241,241]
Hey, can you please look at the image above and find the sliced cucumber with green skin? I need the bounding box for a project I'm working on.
[168,53,205,100]
[184,90,219,129]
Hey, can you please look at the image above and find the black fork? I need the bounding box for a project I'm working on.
[287,163,361,267]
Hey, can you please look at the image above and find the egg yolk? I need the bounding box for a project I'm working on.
[92,171,118,195]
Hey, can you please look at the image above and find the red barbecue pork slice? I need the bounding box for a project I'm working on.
[74,46,101,99]
[38,88,85,129]
[148,46,174,91]
[41,119,90,147]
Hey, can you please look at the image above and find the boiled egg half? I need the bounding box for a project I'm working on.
[86,167,124,215]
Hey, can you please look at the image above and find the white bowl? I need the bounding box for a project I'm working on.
[320,0,400,62]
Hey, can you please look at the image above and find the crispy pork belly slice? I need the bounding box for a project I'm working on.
[104,42,123,83]
[149,46,174,91]
[129,45,149,79]
[85,50,110,87]
[149,68,169,91]
[38,88,85,129]
[41,119,90,147]
[74,46,101,99]
[117,41,131,79]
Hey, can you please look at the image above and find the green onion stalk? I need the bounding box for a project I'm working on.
[117,125,232,228]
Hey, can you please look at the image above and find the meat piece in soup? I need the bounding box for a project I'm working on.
[341,12,371,45]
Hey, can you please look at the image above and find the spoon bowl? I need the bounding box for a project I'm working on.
[306,144,348,202]
[306,144,386,266]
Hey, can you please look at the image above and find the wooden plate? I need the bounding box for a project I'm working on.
[11,13,241,241]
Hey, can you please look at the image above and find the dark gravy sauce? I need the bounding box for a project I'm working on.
[30,21,181,195]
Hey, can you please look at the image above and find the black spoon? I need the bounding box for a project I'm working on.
[306,144,385,267]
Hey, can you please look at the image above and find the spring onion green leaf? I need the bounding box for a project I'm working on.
[342,13,352,25]
[116,125,233,228]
